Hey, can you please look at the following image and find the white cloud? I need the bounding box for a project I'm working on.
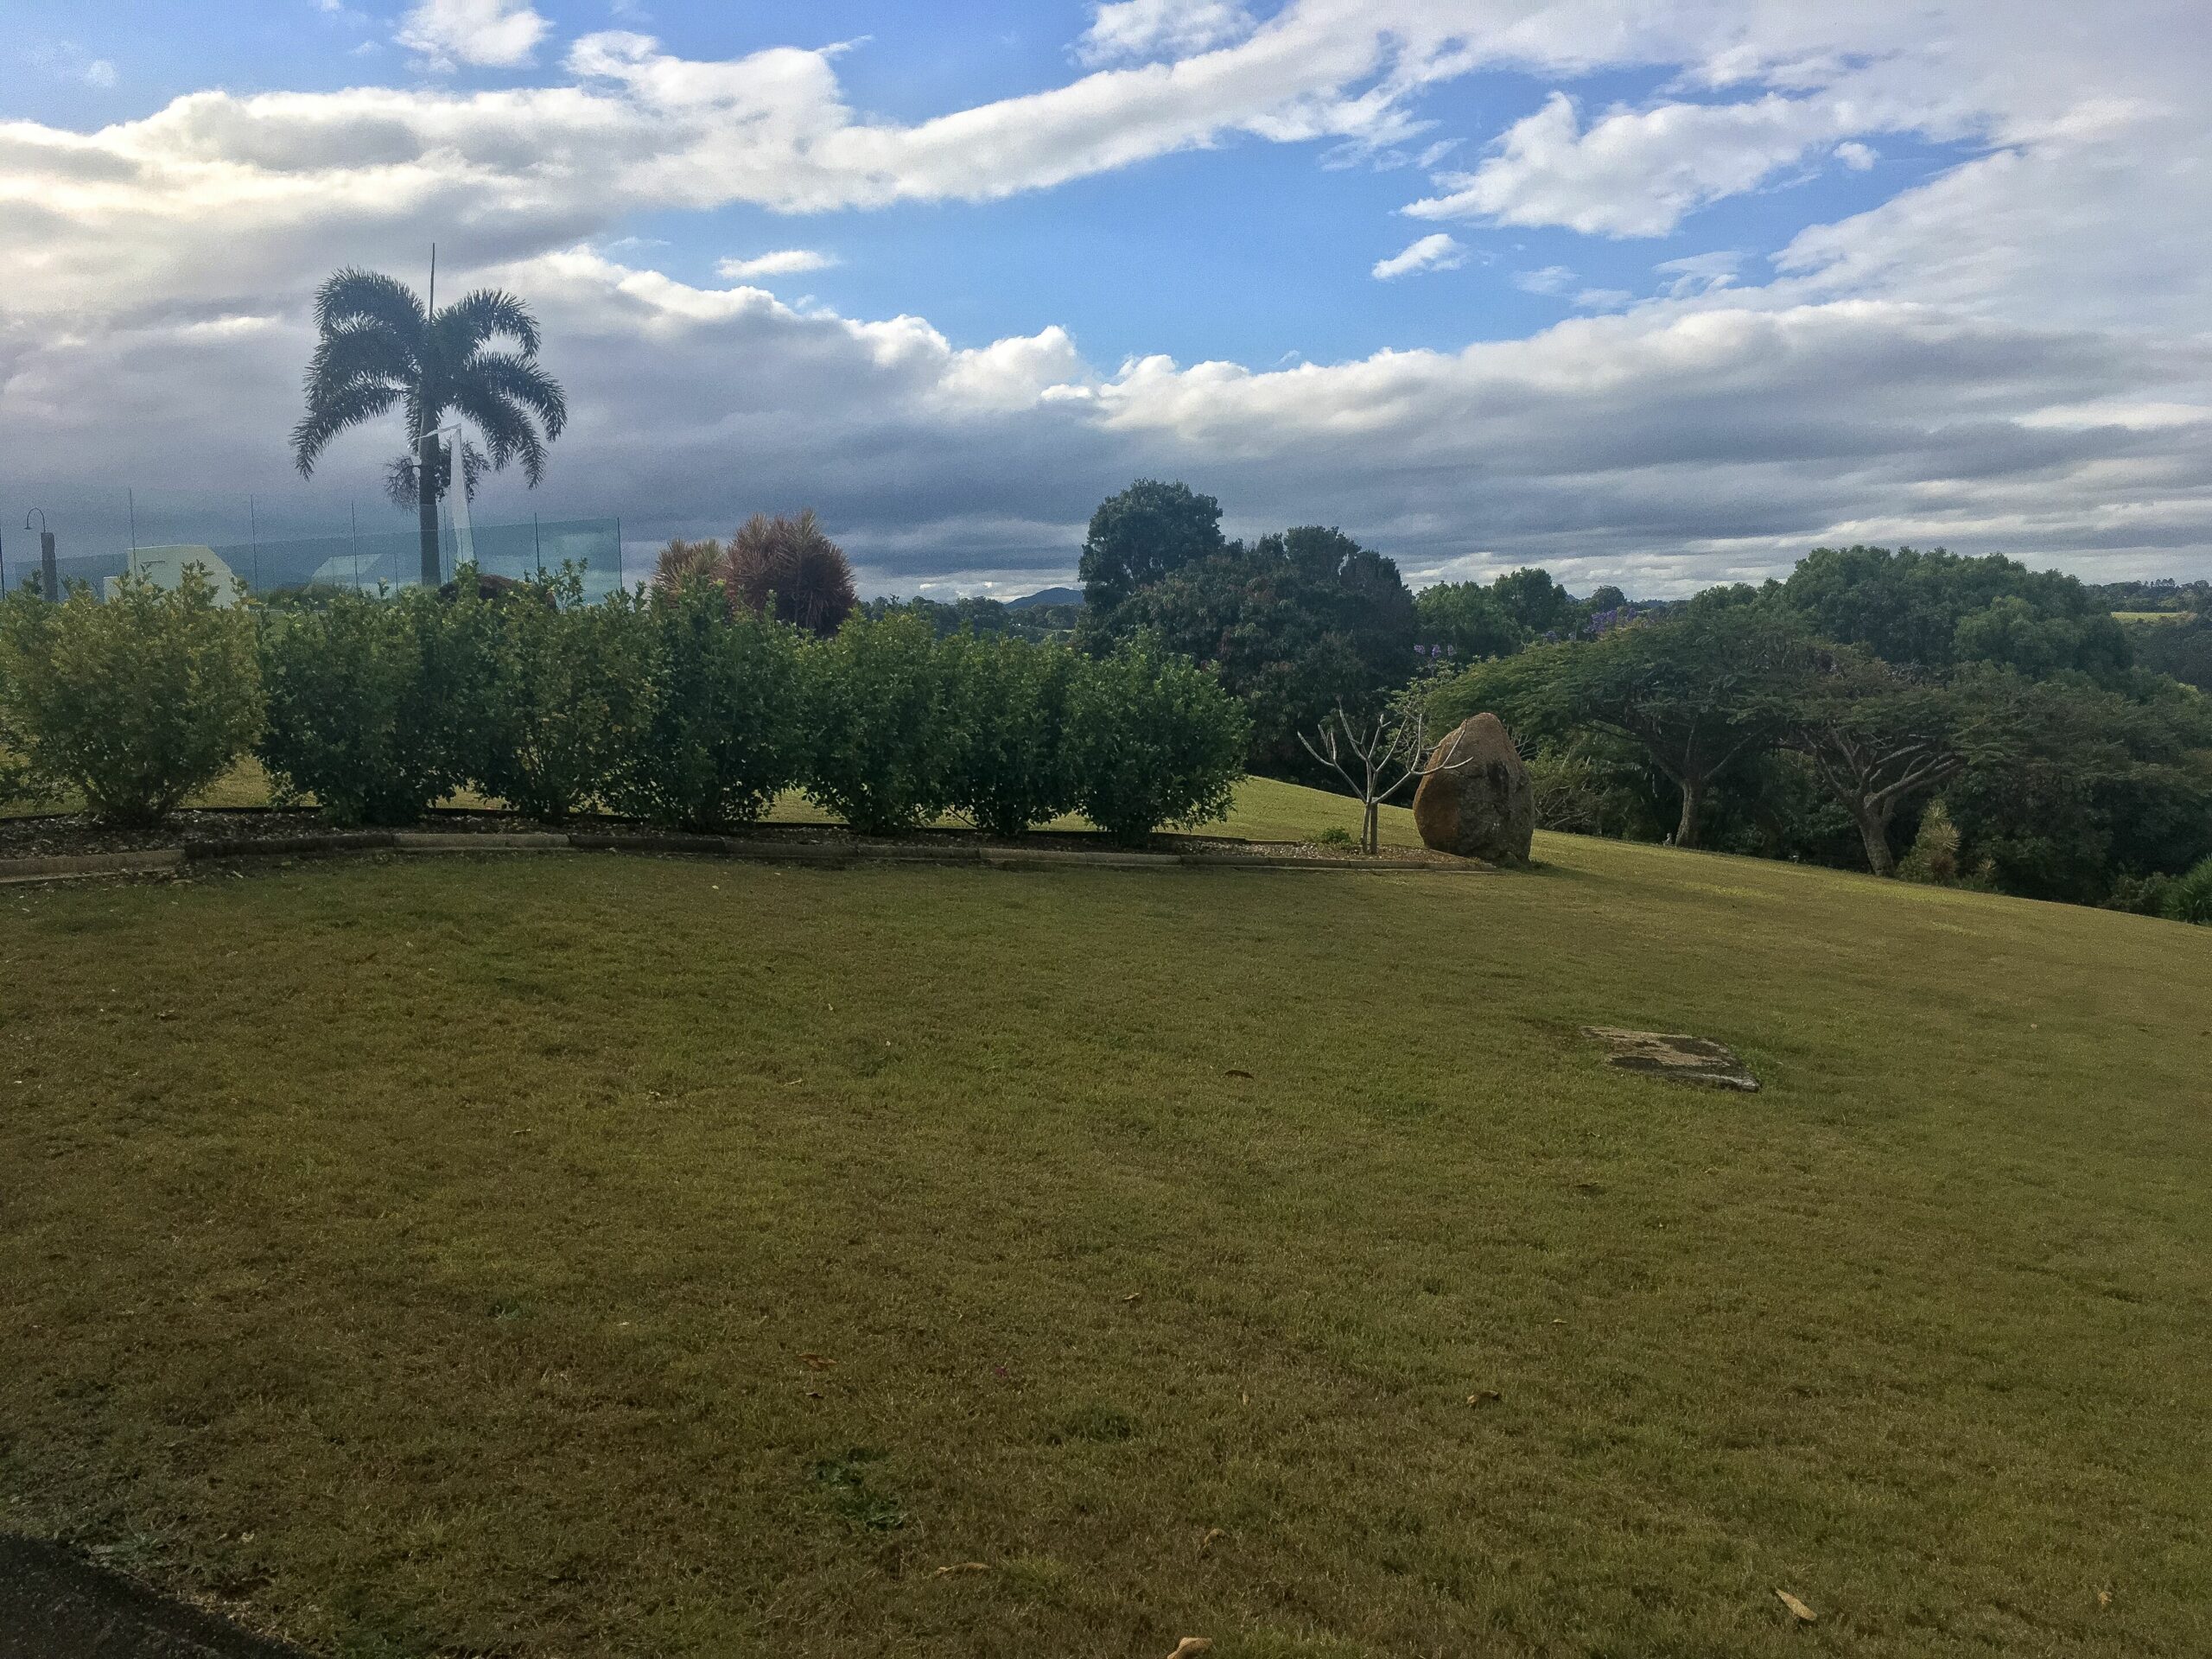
[1076,0,1256,65]
[1834,140,1878,170]
[14,247,2204,596]
[3,1,2212,593]
[1371,232,1464,279]
[1655,250,1740,298]
[1408,91,1880,238]
[397,0,550,70]
[1513,264,1575,295]
[716,249,840,280]
[82,60,118,89]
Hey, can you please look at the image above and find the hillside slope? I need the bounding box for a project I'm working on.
[3,780,2206,1657]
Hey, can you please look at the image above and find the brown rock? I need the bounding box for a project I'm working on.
[1412,713,1534,862]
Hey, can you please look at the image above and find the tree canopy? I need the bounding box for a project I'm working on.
[1077,480,1226,615]
[1414,582,1526,662]
[1111,525,1416,776]
[1779,544,2129,681]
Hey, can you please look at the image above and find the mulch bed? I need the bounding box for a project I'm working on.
[0,809,1478,872]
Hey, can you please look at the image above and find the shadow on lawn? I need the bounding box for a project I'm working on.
[0,1535,303,1659]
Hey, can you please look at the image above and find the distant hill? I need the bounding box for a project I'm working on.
[1007,587,1084,610]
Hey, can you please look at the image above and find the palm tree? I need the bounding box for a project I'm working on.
[291,264,567,587]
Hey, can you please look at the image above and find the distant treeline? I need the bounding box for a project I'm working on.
[1014,481,2210,914]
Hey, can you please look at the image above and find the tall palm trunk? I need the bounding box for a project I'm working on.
[417,427,442,588]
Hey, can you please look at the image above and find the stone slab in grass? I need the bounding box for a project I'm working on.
[1583,1027,1760,1091]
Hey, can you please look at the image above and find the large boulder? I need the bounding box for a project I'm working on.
[1412,713,1534,863]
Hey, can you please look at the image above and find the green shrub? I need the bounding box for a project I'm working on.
[1897,800,1962,885]
[2101,872,2172,917]
[1067,638,1249,847]
[0,649,31,810]
[940,632,1080,837]
[257,588,471,826]
[0,569,261,827]
[454,567,647,823]
[2162,857,2212,925]
[1313,824,1357,849]
[804,611,957,833]
[606,576,810,831]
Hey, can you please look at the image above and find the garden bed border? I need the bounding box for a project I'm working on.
[0,827,1485,885]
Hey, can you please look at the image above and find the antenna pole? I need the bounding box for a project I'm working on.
[416,243,442,588]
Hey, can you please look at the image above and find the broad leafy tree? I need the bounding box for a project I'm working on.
[1490,567,1579,637]
[291,267,568,587]
[1942,669,2212,902]
[2126,613,2212,693]
[1077,480,1226,616]
[1780,545,2129,681]
[1415,581,1527,661]
[1528,595,1808,849]
[1785,650,1993,876]
[1116,525,1418,776]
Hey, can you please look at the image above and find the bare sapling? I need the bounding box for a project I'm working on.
[1299,696,1469,854]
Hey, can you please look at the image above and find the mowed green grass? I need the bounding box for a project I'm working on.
[3,782,2209,1658]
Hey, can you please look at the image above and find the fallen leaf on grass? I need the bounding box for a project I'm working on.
[1198,1528,1225,1557]
[799,1353,836,1370]
[935,1561,989,1577]
[1467,1390,1503,1405]
[1775,1589,1817,1623]
[1224,1069,1254,1079]
[1165,1642,1213,1659]
[1122,1291,1143,1304]
[2097,1590,2112,1608]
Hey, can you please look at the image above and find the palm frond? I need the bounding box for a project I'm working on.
[302,318,416,395]
[438,289,542,357]
[314,269,426,340]
[291,380,403,477]
[465,352,568,440]
[452,387,550,487]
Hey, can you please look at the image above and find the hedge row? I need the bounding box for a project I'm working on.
[0,568,1250,847]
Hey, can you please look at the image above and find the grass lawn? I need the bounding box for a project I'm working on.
[3,782,2208,1657]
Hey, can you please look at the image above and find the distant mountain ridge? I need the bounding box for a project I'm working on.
[1007,586,1084,610]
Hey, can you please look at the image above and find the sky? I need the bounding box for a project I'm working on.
[2,0,2209,598]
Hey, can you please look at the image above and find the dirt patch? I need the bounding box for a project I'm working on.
[1583,1027,1761,1091]
[0,1536,301,1659]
